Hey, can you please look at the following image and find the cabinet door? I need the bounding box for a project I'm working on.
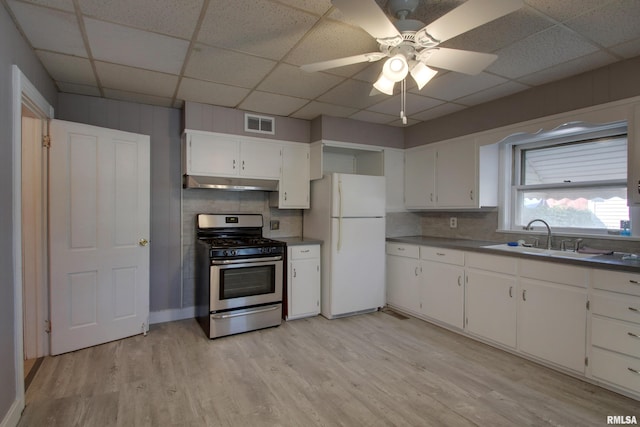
[466,269,517,348]
[405,145,436,208]
[386,255,421,314]
[518,279,587,373]
[187,133,238,176]
[240,140,281,179]
[289,258,320,318]
[421,260,464,328]
[436,139,476,207]
[279,145,310,208]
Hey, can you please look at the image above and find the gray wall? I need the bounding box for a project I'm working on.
[405,55,640,147]
[57,93,183,312]
[311,114,404,148]
[0,3,57,421]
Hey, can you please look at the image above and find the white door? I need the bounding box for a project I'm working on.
[49,119,150,355]
[404,145,435,208]
[289,258,320,318]
[331,174,385,218]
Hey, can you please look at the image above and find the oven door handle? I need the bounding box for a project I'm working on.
[211,255,283,265]
[211,305,280,319]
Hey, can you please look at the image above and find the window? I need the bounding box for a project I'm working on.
[501,122,629,235]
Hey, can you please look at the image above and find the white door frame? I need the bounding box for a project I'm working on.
[9,65,54,426]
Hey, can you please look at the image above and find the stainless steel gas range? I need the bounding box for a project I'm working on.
[195,214,285,339]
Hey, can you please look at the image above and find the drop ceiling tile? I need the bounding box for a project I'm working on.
[177,78,250,107]
[527,0,617,23]
[18,0,74,12]
[290,101,358,120]
[185,43,277,88]
[456,81,530,106]
[257,63,343,99]
[85,18,189,74]
[103,88,174,108]
[410,102,466,121]
[198,0,318,60]
[419,72,508,101]
[95,62,178,97]
[352,62,385,83]
[36,50,96,86]
[276,0,332,16]
[238,91,308,116]
[317,79,388,109]
[487,26,600,79]
[78,0,203,39]
[368,93,443,115]
[610,37,640,59]
[564,0,640,48]
[285,19,379,77]
[56,81,101,96]
[349,110,396,124]
[7,0,86,56]
[518,50,619,86]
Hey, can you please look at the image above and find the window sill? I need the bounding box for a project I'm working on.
[496,229,640,242]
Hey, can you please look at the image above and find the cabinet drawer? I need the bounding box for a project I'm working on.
[421,247,464,265]
[591,347,640,394]
[466,252,517,275]
[289,245,320,260]
[591,292,640,324]
[592,316,640,357]
[519,259,588,288]
[386,243,419,259]
[593,269,640,297]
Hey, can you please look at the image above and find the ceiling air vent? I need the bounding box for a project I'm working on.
[245,113,275,135]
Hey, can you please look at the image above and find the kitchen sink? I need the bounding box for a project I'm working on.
[481,243,599,259]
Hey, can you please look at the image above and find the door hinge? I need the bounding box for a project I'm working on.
[585,357,589,366]
[586,300,590,310]
[45,319,51,334]
[43,135,51,148]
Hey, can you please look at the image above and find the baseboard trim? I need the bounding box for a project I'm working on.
[149,306,196,325]
[0,398,24,427]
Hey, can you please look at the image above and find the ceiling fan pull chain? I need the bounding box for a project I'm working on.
[400,79,407,125]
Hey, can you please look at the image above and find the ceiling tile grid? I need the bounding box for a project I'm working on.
[4,0,640,126]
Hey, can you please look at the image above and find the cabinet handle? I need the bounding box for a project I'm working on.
[628,332,640,339]
[522,290,527,301]
[242,160,245,170]
[430,193,433,202]
[629,306,639,313]
[436,252,446,256]
[300,249,310,253]
[469,190,473,200]
[509,286,513,298]
[414,267,419,276]
[629,279,639,285]
[233,159,236,169]
[637,179,639,195]
[293,268,296,278]
[284,192,287,201]
[457,276,462,286]
[397,247,405,251]
[628,367,640,375]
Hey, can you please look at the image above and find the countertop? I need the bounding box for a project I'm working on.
[386,235,640,273]
[275,237,323,246]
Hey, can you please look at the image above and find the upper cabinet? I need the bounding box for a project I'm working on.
[404,136,498,210]
[309,140,385,179]
[275,144,310,209]
[184,132,281,179]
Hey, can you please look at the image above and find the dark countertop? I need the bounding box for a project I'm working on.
[275,237,323,246]
[386,235,640,273]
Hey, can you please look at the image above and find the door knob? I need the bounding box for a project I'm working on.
[139,238,149,247]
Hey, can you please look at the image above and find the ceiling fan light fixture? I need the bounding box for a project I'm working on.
[373,72,396,95]
[410,62,438,90]
[382,54,408,82]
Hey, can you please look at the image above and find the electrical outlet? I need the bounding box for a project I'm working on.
[449,217,457,229]
[270,220,280,230]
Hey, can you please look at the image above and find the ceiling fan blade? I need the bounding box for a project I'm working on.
[332,0,401,41]
[301,52,385,73]
[422,48,497,75]
[425,0,523,43]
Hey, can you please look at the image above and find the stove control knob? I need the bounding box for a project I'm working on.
[230,249,237,256]
[222,250,228,257]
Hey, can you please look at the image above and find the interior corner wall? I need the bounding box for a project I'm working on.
[405,55,640,147]
[0,2,57,422]
[56,93,183,313]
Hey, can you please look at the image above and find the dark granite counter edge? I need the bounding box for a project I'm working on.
[276,237,323,246]
[386,236,640,273]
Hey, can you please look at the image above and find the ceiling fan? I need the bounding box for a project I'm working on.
[301,0,523,121]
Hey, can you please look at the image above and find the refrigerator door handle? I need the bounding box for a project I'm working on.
[337,178,343,252]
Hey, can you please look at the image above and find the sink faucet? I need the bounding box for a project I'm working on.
[524,219,552,250]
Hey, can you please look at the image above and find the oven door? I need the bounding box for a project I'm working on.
[210,256,283,311]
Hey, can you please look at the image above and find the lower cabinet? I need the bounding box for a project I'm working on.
[286,244,320,320]
[420,247,465,329]
[386,243,421,314]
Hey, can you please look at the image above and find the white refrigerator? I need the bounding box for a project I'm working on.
[303,173,386,319]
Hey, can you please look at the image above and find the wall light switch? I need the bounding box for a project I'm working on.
[449,217,457,229]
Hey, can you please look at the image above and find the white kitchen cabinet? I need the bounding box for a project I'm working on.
[184,131,281,179]
[465,252,518,348]
[386,243,421,314]
[384,148,406,212]
[404,137,498,210]
[420,247,465,329]
[309,140,384,180]
[518,260,588,373]
[276,144,310,209]
[287,244,320,320]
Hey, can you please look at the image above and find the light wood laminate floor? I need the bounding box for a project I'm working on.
[19,312,639,426]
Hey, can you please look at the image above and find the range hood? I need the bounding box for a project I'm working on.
[183,175,279,191]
